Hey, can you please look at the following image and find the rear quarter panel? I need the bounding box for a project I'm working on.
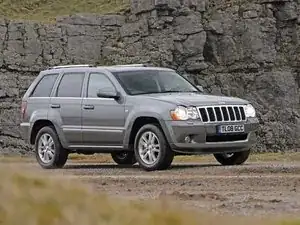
[20,98,50,143]
[47,106,69,148]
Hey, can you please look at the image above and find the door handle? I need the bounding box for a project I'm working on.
[83,105,94,110]
[50,104,60,108]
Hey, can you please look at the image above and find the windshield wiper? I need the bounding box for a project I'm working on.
[185,90,200,93]
[132,90,200,95]
[132,91,160,95]
[161,90,182,93]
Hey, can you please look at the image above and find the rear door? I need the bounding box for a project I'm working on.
[81,72,126,147]
[49,72,85,146]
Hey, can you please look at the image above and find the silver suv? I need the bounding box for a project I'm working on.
[20,64,259,171]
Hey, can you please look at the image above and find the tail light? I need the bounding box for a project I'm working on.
[21,101,27,120]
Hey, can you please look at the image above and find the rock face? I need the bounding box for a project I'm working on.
[0,0,299,155]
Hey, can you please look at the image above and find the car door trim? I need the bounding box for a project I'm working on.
[62,125,124,133]
[68,145,124,149]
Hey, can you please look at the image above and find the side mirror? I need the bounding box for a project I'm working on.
[97,88,120,100]
[196,85,204,92]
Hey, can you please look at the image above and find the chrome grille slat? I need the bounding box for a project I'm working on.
[232,107,236,121]
[214,107,222,121]
[219,107,224,121]
[197,105,246,123]
[198,111,203,122]
[234,106,241,121]
[239,106,246,120]
[212,108,217,121]
[205,108,209,122]
[226,107,230,121]
[238,107,242,120]
[207,107,216,122]
[228,107,235,121]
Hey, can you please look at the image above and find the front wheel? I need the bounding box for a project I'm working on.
[134,124,174,171]
[214,150,251,166]
[111,151,137,165]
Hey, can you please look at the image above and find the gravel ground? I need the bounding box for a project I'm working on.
[19,160,298,217]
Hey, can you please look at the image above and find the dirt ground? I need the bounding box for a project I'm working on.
[13,158,300,218]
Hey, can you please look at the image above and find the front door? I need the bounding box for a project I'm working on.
[81,72,125,147]
[49,72,85,146]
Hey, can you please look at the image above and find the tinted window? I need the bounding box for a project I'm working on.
[56,73,85,97]
[87,73,116,97]
[31,74,58,97]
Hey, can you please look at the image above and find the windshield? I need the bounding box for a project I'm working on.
[112,70,199,95]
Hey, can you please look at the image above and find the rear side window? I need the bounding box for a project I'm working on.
[56,73,85,97]
[31,74,58,97]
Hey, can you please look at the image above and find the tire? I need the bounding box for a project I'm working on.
[35,126,68,169]
[213,150,250,166]
[134,123,174,171]
[111,151,137,165]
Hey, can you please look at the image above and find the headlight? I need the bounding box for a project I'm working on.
[244,104,256,118]
[170,106,199,120]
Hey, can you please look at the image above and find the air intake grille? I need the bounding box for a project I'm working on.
[198,105,246,123]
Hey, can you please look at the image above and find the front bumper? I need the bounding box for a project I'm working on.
[163,118,259,154]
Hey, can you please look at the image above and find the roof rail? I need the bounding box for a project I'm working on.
[49,64,94,69]
[112,64,147,67]
[97,64,149,68]
[48,63,152,70]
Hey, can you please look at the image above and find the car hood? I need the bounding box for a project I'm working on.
[143,92,249,106]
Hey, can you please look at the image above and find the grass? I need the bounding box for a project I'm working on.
[0,0,130,22]
[0,165,300,225]
[68,152,300,163]
[249,152,300,162]
[1,152,300,164]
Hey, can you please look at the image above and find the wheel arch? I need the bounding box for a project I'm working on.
[124,114,171,149]
[30,119,67,148]
[30,120,55,145]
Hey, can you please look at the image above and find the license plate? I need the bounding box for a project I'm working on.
[217,124,245,134]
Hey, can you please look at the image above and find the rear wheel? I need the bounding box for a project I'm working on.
[214,150,250,165]
[111,151,137,165]
[134,124,174,171]
[35,126,68,169]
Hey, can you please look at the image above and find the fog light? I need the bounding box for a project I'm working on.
[184,136,191,143]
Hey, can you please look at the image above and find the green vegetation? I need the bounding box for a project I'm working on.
[1,152,300,163]
[249,152,300,162]
[68,152,300,163]
[0,0,130,22]
[0,165,299,225]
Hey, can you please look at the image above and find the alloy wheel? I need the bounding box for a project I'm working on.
[138,131,161,165]
[38,133,55,164]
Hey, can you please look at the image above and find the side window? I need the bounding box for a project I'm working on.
[87,73,116,98]
[113,71,160,95]
[31,74,58,97]
[56,73,85,97]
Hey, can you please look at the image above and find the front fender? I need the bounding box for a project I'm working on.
[123,111,172,148]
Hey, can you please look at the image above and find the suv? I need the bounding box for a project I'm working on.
[20,64,259,171]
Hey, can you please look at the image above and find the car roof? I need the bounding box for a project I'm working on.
[40,64,175,75]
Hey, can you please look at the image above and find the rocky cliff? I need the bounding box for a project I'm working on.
[0,0,299,155]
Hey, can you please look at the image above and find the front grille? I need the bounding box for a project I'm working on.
[206,134,248,142]
[197,105,246,123]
